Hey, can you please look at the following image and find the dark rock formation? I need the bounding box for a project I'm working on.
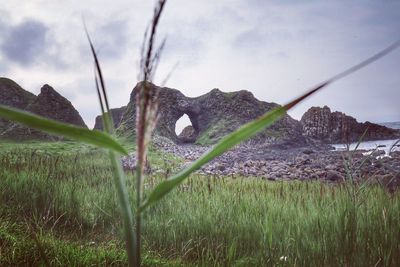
[178,125,198,143]
[118,81,305,146]
[0,78,37,109]
[118,82,199,142]
[0,77,37,132]
[94,106,126,130]
[301,106,400,143]
[1,83,87,140]
[29,85,86,127]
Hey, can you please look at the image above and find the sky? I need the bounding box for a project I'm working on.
[0,0,399,131]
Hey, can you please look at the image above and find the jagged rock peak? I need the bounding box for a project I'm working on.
[1,81,87,140]
[0,78,37,133]
[31,84,87,128]
[0,77,37,109]
[301,106,400,143]
[41,84,57,94]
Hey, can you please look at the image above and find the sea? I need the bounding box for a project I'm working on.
[378,121,400,130]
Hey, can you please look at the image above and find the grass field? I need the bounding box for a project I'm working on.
[0,141,399,266]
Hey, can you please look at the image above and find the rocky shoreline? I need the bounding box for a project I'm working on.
[122,136,400,191]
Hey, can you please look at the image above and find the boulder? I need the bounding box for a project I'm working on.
[326,170,344,182]
[178,125,198,143]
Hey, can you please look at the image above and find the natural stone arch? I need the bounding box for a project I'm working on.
[117,82,309,146]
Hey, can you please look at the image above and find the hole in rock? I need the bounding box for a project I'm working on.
[175,114,198,143]
[175,114,191,135]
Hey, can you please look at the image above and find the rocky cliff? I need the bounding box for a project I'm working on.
[1,81,87,140]
[118,82,305,146]
[3,77,397,145]
[94,106,126,130]
[0,77,37,132]
[301,106,400,143]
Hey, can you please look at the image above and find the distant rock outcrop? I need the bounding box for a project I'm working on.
[1,82,87,140]
[118,82,305,146]
[301,106,400,143]
[94,106,126,130]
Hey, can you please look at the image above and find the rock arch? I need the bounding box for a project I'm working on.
[117,81,306,146]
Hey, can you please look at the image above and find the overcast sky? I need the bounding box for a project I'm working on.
[0,0,399,129]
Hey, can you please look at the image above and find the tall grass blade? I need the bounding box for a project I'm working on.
[85,27,137,266]
[353,127,369,152]
[135,1,167,265]
[108,150,136,266]
[388,138,400,154]
[140,40,400,212]
[84,23,114,132]
[0,105,127,155]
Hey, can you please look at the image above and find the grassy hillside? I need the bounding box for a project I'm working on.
[0,142,399,266]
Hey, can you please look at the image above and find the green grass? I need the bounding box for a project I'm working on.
[0,140,99,154]
[0,216,187,266]
[1,142,399,266]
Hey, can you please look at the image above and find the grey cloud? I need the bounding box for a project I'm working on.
[97,19,131,59]
[0,13,8,73]
[0,19,48,65]
[160,16,218,66]
[232,28,291,50]
[0,1,398,124]
[77,18,136,63]
[0,17,69,70]
[247,0,317,7]
[0,60,8,73]
[355,1,400,25]
[0,9,10,30]
[233,29,263,49]
[0,17,6,34]
[59,79,96,101]
[162,33,204,65]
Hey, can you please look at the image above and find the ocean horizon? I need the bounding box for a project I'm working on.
[377,121,400,130]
